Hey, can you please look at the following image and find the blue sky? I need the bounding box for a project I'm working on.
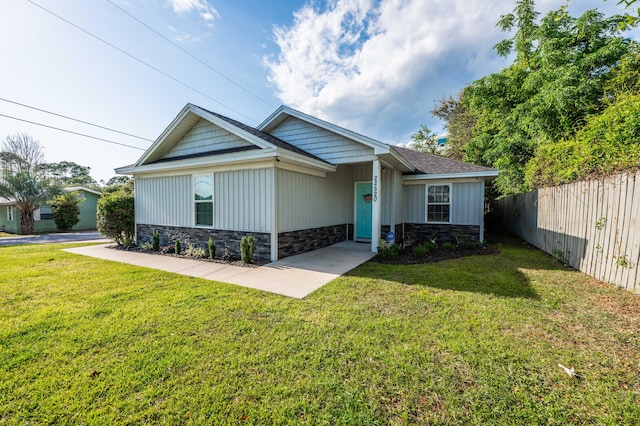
[0,0,635,182]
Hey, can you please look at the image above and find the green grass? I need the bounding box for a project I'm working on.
[0,232,16,238]
[1,242,639,425]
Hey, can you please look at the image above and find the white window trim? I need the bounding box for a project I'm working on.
[7,206,14,221]
[425,183,452,224]
[193,173,214,228]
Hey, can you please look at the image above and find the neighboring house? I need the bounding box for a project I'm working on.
[0,187,100,234]
[116,104,498,262]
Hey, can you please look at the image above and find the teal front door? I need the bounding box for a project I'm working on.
[355,182,373,240]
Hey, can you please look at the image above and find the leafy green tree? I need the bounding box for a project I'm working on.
[51,191,81,231]
[0,133,57,234]
[407,125,440,155]
[101,176,132,195]
[431,93,475,161]
[40,161,98,189]
[459,1,630,195]
[525,93,640,187]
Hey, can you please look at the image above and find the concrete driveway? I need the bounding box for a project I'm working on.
[64,241,376,298]
[0,231,109,246]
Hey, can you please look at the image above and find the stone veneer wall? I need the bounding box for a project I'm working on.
[278,224,347,259]
[380,224,404,241]
[401,223,480,245]
[137,224,271,261]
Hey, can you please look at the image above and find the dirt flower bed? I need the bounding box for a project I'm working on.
[371,244,499,265]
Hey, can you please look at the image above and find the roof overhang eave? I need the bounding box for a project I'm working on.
[403,170,500,181]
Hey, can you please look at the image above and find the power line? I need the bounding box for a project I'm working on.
[26,0,260,125]
[0,97,153,142]
[104,0,276,109]
[0,113,146,151]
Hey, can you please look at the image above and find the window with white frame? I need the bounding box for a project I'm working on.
[426,184,451,223]
[7,206,14,221]
[194,174,213,227]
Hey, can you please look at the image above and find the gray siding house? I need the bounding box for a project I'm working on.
[116,104,498,261]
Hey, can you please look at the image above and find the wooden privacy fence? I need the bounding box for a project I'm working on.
[495,171,640,293]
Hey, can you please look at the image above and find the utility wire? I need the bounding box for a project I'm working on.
[26,0,260,125]
[105,0,276,109]
[0,97,153,142]
[0,113,146,151]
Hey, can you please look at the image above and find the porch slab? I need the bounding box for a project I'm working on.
[64,241,375,299]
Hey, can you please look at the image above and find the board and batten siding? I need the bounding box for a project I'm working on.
[135,175,192,226]
[214,168,273,232]
[277,167,350,232]
[164,119,253,159]
[269,116,375,164]
[403,181,484,225]
[135,168,274,232]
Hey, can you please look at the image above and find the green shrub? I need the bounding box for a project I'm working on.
[185,245,206,258]
[442,242,456,250]
[379,239,401,259]
[97,192,134,246]
[208,237,215,259]
[240,235,255,264]
[526,94,640,188]
[462,241,476,250]
[50,191,81,231]
[423,242,436,252]
[152,230,160,251]
[413,244,427,258]
[139,242,153,250]
[174,239,181,255]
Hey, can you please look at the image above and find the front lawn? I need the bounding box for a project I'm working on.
[1,241,638,424]
[0,231,16,238]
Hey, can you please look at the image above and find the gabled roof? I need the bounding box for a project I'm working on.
[258,105,415,171]
[196,106,330,165]
[131,104,330,169]
[64,186,101,196]
[392,146,499,179]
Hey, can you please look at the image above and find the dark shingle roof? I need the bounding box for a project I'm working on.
[197,106,331,165]
[392,145,496,175]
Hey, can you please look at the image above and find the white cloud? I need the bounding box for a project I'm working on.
[264,0,608,143]
[166,0,219,27]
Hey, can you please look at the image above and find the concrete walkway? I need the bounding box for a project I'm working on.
[64,241,376,299]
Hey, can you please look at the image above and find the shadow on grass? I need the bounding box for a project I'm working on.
[350,243,565,299]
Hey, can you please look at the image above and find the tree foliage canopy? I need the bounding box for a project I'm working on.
[40,161,98,189]
[0,133,56,234]
[428,1,634,195]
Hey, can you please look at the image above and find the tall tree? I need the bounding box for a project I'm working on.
[0,134,55,234]
[460,2,630,195]
[431,93,475,161]
[39,161,98,188]
[407,125,440,155]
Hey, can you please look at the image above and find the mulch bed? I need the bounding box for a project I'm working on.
[371,244,500,265]
[108,244,267,267]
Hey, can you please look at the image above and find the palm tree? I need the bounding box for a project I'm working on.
[0,171,54,234]
[0,133,56,234]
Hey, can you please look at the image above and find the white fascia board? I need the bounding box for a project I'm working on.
[403,170,500,182]
[135,104,192,167]
[117,147,335,176]
[134,103,276,168]
[259,106,392,153]
[63,187,101,196]
[272,147,336,173]
[191,105,274,150]
[117,149,276,175]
